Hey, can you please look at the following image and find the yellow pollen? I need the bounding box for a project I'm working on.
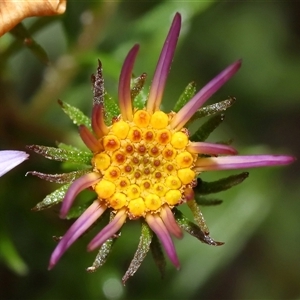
[91,107,198,219]
[111,120,129,139]
[95,180,116,199]
[108,192,127,210]
[165,190,182,206]
[128,127,142,142]
[176,151,194,168]
[128,198,146,218]
[150,111,169,129]
[133,110,151,127]
[177,168,195,184]
[171,132,189,149]
[103,135,120,152]
[104,166,121,181]
[165,175,181,189]
[93,153,110,171]
[145,194,161,210]
[153,183,167,197]
[127,184,141,199]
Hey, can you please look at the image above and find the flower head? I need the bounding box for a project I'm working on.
[28,13,295,283]
[0,150,29,177]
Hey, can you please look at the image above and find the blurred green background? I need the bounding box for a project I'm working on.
[0,1,299,299]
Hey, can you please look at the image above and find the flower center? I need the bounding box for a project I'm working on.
[92,110,197,219]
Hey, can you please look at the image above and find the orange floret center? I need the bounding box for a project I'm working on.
[92,110,197,219]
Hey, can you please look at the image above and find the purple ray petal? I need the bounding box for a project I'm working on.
[146,213,180,269]
[0,150,29,176]
[79,125,102,152]
[60,172,101,218]
[49,201,106,269]
[171,60,242,130]
[91,103,108,138]
[194,155,295,171]
[187,142,237,155]
[146,13,181,113]
[87,209,127,251]
[118,44,140,121]
[160,205,183,239]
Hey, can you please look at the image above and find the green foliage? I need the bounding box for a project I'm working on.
[173,82,196,112]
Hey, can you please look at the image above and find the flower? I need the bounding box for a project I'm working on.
[0,0,66,37]
[28,12,295,283]
[0,150,29,177]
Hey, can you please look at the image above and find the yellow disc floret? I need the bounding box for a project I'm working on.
[91,108,198,219]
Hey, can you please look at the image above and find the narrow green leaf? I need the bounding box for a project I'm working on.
[58,100,92,130]
[122,221,153,285]
[173,82,196,112]
[26,169,91,184]
[194,172,249,195]
[131,73,147,109]
[190,114,225,142]
[91,60,105,105]
[103,93,120,125]
[10,23,49,65]
[27,144,92,165]
[187,199,209,235]
[66,202,92,220]
[189,97,235,121]
[32,184,70,211]
[174,208,224,246]
[150,232,166,278]
[86,238,115,273]
[194,196,223,206]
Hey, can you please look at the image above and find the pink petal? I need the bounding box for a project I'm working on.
[87,208,127,251]
[60,172,101,218]
[0,150,29,176]
[49,201,106,269]
[194,155,295,171]
[118,44,140,121]
[79,125,102,153]
[160,205,183,239]
[170,60,242,130]
[146,13,181,113]
[146,213,180,269]
[91,103,108,138]
[187,142,237,155]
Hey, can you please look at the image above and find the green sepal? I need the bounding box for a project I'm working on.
[173,82,196,112]
[187,199,209,235]
[150,232,166,278]
[194,172,249,195]
[174,208,224,246]
[32,184,70,211]
[10,23,49,65]
[131,73,147,109]
[58,100,92,130]
[27,144,92,165]
[86,237,115,273]
[194,196,223,206]
[122,221,153,285]
[66,202,91,220]
[189,97,235,122]
[190,114,225,142]
[27,169,91,184]
[103,92,120,125]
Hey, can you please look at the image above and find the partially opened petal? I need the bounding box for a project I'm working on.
[187,142,237,155]
[160,205,183,239]
[118,44,140,121]
[87,209,127,251]
[60,172,101,218]
[146,213,180,269]
[49,201,106,269]
[195,155,295,171]
[171,60,242,131]
[146,13,181,113]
